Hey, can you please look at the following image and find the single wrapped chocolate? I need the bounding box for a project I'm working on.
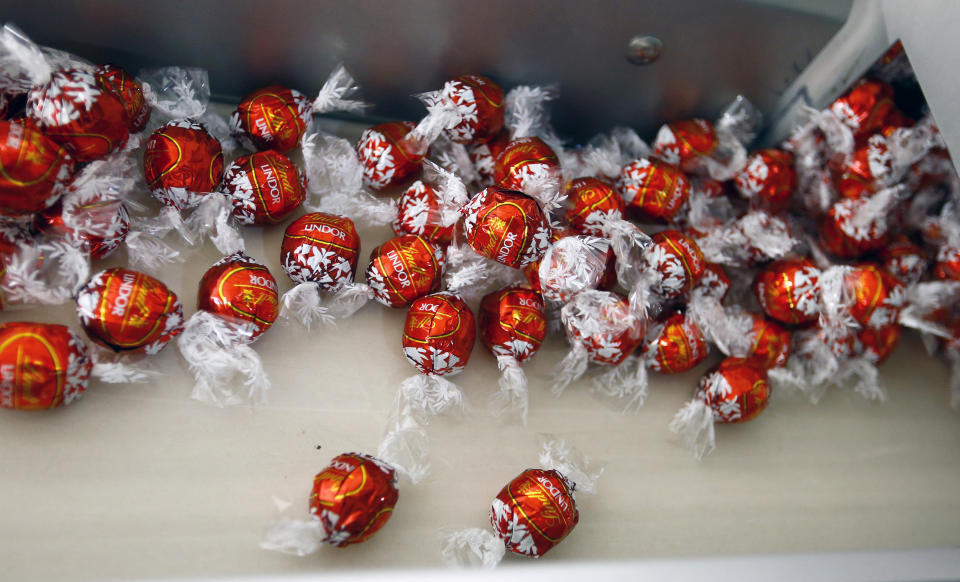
[616,157,689,223]
[220,149,306,225]
[669,357,772,459]
[0,119,74,217]
[379,292,475,483]
[479,286,547,423]
[733,148,797,213]
[553,290,647,411]
[754,258,822,325]
[75,267,184,354]
[177,252,278,406]
[440,437,602,566]
[144,119,224,211]
[0,322,91,410]
[442,74,505,145]
[96,64,151,132]
[459,187,551,269]
[262,453,399,555]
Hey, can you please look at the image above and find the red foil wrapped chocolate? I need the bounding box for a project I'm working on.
[197,252,279,341]
[493,137,561,193]
[820,198,891,259]
[479,286,547,362]
[221,150,306,225]
[934,246,960,281]
[564,291,643,366]
[309,453,399,547]
[75,268,184,354]
[859,324,901,363]
[356,121,421,190]
[565,177,626,236]
[880,238,928,284]
[27,69,129,162]
[754,258,822,325]
[443,75,504,145]
[230,86,310,153]
[469,131,509,186]
[490,468,579,558]
[653,119,718,172]
[0,120,74,216]
[745,313,791,370]
[393,180,454,244]
[616,158,690,223]
[34,197,130,259]
[697,357,771,423]
[0,322,92,410]
[847,264,905,331]
[144,119,224,211]
[645,230,705,301]
[829,79,897,139]
[96,65,151,132]
[402,292,476,376]
[734,149,797,213]
[281,212,360,290]
[643,311,708,373]
[460,187,551,268]
[365,234,445,307]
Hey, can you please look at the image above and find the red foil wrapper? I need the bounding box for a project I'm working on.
[197,252,279,341]
[144,119,224,211]
[469,131,509,186]
[645,230,705,301]
[745,313,791,370]
[847,264,905,330]
[0,322,92,410]
[443,75,504,145]
[392,180,454,244]
[820,198,890,258]
[934,246,960,281]
[880,238,928,285]
[34,197,130,259]
[356,121,421,190]
[653,119,718,172]
[281,212,360,290]
[643,311,708,373]
[309,453,399,547]
[479,286,547,362]
[694,262,731,301]
[96,65,151,132]
[754,258,822,325]
[617,158,690,223]
[565,177,626,236]
[565,292,643,365]
[402,292,476,376]
[734,149,797,213]
[221,150,306,225]
[493,137,561,193]
[27,69,129,162]
[365,234,445,307]
[75,268,184,353]
[230,86,310,153]
[859,324,900,364]
[490,468,579,558]
[829,79,897,139]
[697,357,771,423]
[0,120,74,216]
[460,187,551,268]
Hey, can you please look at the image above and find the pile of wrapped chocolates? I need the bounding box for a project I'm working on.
[0,24,957,564]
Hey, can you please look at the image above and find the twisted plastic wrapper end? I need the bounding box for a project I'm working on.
[439,528,505,569]
[490,354,529,425]
[177,311,269,407]
[138,67,210,120]
[668,398,716,460]
[311,63,367,115]
[378,375,467,484]
[537,434,603,495]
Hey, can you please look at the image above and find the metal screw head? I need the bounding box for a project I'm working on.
[626,35,663,65]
